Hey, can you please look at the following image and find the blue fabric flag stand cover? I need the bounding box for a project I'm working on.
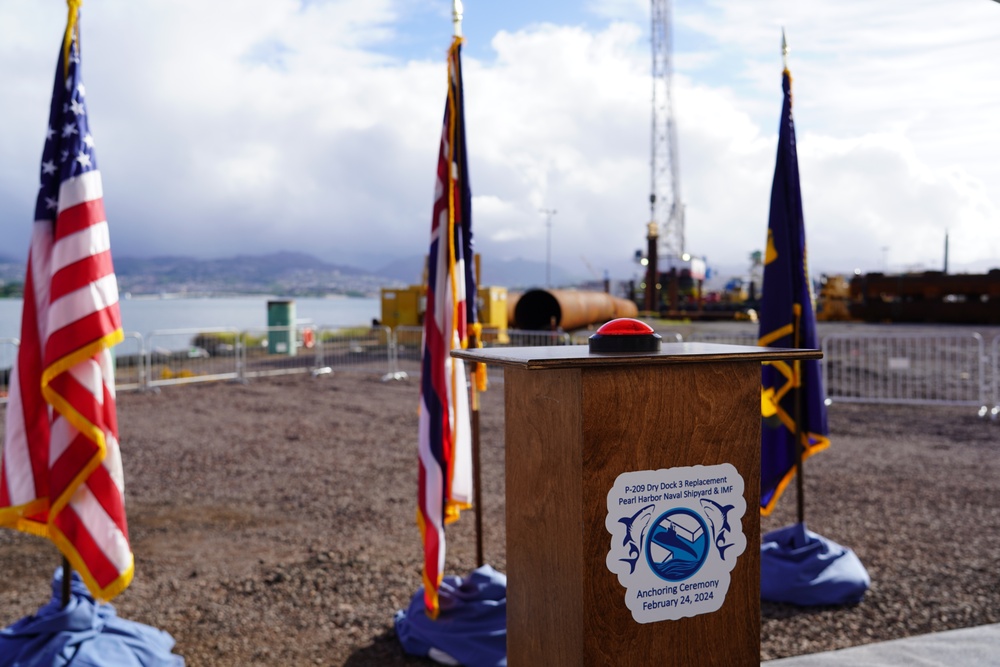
[761,522,870,606]
[395,565,506,667]
[0,568,184,667]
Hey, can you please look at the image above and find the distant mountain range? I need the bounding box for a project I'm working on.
[378,255,581,289]
[0,251,581,296]
[111,251,392,296]
[114,251,368,282]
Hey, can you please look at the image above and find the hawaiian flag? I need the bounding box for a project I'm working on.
[417,36,476,620]
[0,6,133,600]
[757,67,830,515]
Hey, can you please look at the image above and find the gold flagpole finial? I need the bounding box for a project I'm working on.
[452,0,464,38]
[64,0,83,79]
[781,28,789,71]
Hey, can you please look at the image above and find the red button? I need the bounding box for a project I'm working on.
[594,318,655,336]
[589,318,661,353]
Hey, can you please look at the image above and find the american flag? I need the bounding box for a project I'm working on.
[0,8,133,600]
[417,36,476,620]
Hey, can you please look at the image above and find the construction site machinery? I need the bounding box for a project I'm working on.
[379,284,509,339]
[848,270,1000,324]
[815,274,853,322]
[641,0,687,313]
[510,289,638,331]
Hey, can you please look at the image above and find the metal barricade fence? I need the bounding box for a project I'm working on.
[2,335,144,399]
[1,338,19,405]
[6,326,1000,408]
[239,326,321,379]
[389,327,574,381]
[503,329,573,347]
[992,335,1000,415]
[392,326,424,378]
[313,325,392,377]
[146,328,241,388]
[822,332,988,408]
[114,332,145,391]
[482,328,572,383]
[685,331,760,346]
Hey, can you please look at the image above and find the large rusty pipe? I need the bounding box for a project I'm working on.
[512,289,639,331]
[507,292,522,327]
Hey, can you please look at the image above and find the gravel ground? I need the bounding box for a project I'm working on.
[1,370,999,665]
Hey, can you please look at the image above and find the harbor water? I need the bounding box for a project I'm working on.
[0,295,380,341]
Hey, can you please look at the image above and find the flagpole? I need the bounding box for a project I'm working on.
[792,306,805,525]
[62,557,72,608]
[469,328,485,568]
[452,0,484,568]
[785,30,807,526]
[787,31,807,525]
[453,0,463,38]
[63,0,82,610]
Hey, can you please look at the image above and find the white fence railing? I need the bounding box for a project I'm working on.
[822,333,988,408]
[992,335,1000,416]
[239,325,322,379]
[312,325,393,378]
[146,328,241,388]
[115,332,146,391]
[686,331,760,347]
[392,326,575,383]
[3,328,1000,413]
[391,325,423,380]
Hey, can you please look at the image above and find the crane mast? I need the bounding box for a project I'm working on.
[650,0,684,260]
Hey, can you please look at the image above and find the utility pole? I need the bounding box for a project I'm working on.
[539,208,557,287]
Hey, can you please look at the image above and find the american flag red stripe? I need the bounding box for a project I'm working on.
[46,307,121,370]
[417,36,476,619]
[0,9,133,600]
[53,198,106,237]
[49,248,114,301]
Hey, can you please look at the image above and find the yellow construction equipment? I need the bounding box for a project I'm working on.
[379,284,509,342]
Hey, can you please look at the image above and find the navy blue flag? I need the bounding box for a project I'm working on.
[757,69,829,515]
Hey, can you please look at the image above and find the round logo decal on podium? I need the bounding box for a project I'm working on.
[605,463,746,623]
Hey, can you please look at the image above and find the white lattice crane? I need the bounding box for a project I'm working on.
[650,0,684,260]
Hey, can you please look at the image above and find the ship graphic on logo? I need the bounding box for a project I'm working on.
[645,508,709,582]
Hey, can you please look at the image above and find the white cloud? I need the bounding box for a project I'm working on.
[1,0,999,287]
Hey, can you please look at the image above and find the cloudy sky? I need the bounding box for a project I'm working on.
[1,0,999,285]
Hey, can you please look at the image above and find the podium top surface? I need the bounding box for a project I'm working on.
[452,342,821,370]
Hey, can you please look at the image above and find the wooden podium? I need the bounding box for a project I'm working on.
[454,341,820,667]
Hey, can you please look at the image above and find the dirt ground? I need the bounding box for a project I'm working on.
[1,370,999,665]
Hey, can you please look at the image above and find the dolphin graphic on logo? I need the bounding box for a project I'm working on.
[619,504,655,574]
[699,498,736,560]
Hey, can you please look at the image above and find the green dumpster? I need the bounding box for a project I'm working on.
[267,299,297,356]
